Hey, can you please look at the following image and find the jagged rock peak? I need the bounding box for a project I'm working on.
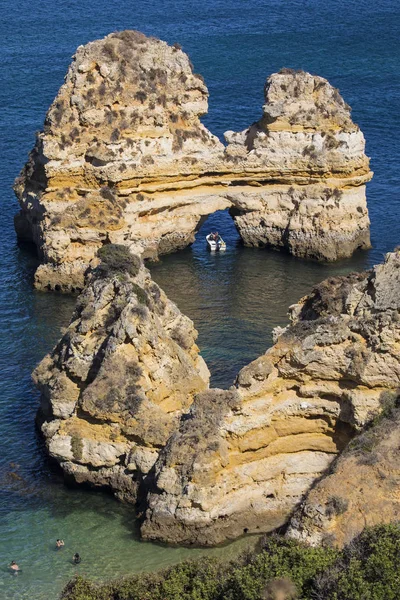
[263,68,355,131]
[40,30,221,171]
[34,244,209,501]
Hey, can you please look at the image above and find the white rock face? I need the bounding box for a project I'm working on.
[14,34,372,291]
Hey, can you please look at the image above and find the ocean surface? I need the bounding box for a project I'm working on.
[1,0,399,597]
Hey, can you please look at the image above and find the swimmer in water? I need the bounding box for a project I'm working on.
[56,539,65,548]
[9,561,20,573]
[73,553,81,564]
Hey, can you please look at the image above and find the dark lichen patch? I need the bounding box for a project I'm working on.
[70,435,84,461]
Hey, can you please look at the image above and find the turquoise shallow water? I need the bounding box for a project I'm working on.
[1,0,399,598]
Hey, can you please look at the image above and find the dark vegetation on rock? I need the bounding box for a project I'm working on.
[96,244,141,279]
[61,524,400,600]
[297,271,369,321]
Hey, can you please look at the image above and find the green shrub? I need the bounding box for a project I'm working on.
[131,283,149,306]
[61,576,103,600]
[96,244,141,279]
[325,496,349,517]
[61,525,400,600]
[223,535,337,600]
[314,524,400,600]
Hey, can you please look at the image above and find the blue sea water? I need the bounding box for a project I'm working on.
[1,0,399,597]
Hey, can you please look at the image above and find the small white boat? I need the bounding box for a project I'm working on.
[206,233,226,252]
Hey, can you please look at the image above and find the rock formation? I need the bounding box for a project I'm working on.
[285,404,400,549]
[285,255,400,548]
[141,251,400,545]
[34,245,209,501]
[34,245,400,545]
[14,31,372,292]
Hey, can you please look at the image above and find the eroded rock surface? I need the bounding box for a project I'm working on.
[14,32,372,291]
[141,251,400,545]
[286,405,400,549]
[34,246,209,501]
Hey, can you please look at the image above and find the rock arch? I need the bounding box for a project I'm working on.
[14,31,372,292]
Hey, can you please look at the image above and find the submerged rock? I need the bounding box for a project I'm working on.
[141,251,400,545]
[15,33,372,291]
[34,245,209,501]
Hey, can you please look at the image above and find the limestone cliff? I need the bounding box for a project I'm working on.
[141,251,400,545]
[285,406,400,549]
[14,32,372,291]
[34,245,209,501]
[285,253,400,549]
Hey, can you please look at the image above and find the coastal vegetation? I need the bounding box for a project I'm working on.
[96,244,141,279]
[61,524,400,600]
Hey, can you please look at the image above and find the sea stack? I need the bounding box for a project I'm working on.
[14,31,372,292]
[34,245,209,501]
[225,69,372,260]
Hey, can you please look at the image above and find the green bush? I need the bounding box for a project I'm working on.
[70,435,83,461]
[61,525,400,600]
[131,283,149,306]
[315,524,400,600]
[325,495,349,517]
[96,244,141,279]
[223,535,337,600]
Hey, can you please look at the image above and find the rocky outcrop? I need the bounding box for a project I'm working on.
[14,32,372,291]
[225,69,372,261]
[141,251,400,545]
[34,245,209,501]
[34,247,400,545]
[285,405,400,549]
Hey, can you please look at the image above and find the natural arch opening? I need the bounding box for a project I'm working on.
[192,208,241,253]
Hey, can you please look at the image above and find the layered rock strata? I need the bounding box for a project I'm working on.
[141,251,400,545]
[14,31,372,291]
[286,406,400,549]
[34,246,209,501]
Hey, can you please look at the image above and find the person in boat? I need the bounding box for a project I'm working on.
[73,553,81,564]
